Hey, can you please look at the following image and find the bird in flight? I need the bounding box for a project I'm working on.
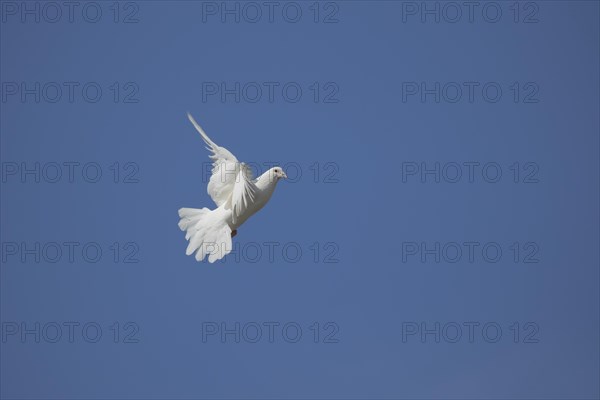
[178,113,287,263]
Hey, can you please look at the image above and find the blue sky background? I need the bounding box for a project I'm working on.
[1,1,599,398]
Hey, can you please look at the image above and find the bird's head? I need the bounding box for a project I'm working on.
[270,167,287,181]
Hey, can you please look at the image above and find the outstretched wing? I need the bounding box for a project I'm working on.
[227,163,257,224]
[187,113,257,221]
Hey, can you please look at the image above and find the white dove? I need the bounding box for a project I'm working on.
[178,113,287,263]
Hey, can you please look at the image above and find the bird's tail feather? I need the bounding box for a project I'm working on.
[178,207,232,263]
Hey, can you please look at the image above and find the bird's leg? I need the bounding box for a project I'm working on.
[231,230,237,238]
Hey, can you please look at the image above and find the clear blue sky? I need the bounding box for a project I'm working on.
[1,1,599,398]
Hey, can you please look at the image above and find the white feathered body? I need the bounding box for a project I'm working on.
[227,172,278,229]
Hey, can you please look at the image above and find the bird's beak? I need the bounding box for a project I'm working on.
[282,171,288,179]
